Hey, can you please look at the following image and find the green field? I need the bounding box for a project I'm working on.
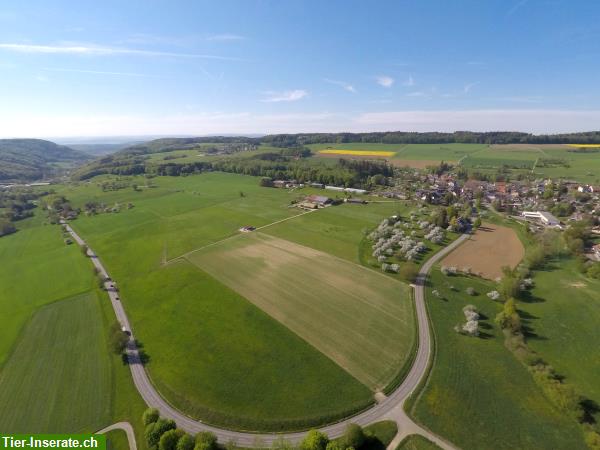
[187,232,414,390]
[397,435,441,450]
[520,258,600,407]
[0,292,111,433]
[0,214,93,365]
[408,269,587,450]
[59,172,409,430]
[396,144,486,161]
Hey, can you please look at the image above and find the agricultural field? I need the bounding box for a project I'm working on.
[0,213,93,364]
[57,172,413,430]
[409,269,587,450]
[186,232,415,390]
[519,258,600,408]
[0,292,111,433]
[439,223,524,279]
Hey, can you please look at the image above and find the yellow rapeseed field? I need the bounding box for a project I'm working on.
[567,144,600,148]
[319,149,396,156]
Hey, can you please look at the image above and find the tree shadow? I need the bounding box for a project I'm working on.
[519,290,545,304]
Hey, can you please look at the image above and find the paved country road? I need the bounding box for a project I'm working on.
[62,221,468,449]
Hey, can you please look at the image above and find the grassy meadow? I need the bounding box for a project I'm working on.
[408,269,587,450]
[58,172,415,430]
[520,257,600,408]
[396,435,441,450]
[187,232,415,390]
[0,213,93,365]
[0,292,111,433]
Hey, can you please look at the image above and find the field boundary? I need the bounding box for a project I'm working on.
[164,209,318,264]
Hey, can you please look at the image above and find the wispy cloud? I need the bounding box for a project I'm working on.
[43,67,154,77]
[463,82,479,93]
[375,75,394,88]
[0,43,245,61]
[324,78,356,93]
[507,0,528,16]
[206,33,245,41]
[402,75,415,87]
[261,89,308,103]
[407,91,426,97]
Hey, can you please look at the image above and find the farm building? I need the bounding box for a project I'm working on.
[345,198,366,204]
[522,211,560,227]
[324,186,368,195]
[306,195,332,206]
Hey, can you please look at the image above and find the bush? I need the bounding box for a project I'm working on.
[343,424,366,449]
[400,263,419,282]
[143,407,160,426]
[159,430,183,450]
[466,287,476,296]
[145,419,176,448]
[176,435,195,450]
[486,290,500,300]
[300,430,329,450]
[195,432,217,450]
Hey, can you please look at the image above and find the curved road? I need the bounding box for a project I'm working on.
[63,221,468,449]
[96,422,137,450]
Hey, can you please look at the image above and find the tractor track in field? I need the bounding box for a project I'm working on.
[62,220,467,449]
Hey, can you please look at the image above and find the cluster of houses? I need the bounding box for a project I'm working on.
[377,172,599,229]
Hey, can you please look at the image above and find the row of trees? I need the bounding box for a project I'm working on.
[261,131,600,147]
[141,408,378,450]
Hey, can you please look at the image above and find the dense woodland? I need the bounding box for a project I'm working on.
[75,148,394,188]
[0,139,89,182]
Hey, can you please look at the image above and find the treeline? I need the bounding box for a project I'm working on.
[0,188,48,237]
[76,152,393,189]
[261,131,600,146]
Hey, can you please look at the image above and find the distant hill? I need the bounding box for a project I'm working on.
[0,139,90,182]
[67,143,141,156]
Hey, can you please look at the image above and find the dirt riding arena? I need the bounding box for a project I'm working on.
[441,223,524,280]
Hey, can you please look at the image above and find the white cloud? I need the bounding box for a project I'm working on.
[0,43,244,61]
[402,75,415,87]
[376,75,394,88]
[324,78,356,93]
[261,89,308,102]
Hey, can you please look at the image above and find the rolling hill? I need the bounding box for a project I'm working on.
[0,139,90,182]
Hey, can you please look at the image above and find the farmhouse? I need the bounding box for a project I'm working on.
[522,211,560,227]
[306,195,332,206]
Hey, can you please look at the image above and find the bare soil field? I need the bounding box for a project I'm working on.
[186,232,414,390]
[440,223,524,279]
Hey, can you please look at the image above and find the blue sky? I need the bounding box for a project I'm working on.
[0,0,599,137]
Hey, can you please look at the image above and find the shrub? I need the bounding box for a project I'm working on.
[343,424,366,449]
[159,430,183,450]
[486,290,500,300]
[195,432,217,450]
[400,263,419,282]
[142,407,160,426]
[466,287,476,296]
[146,419,176,448]
[176,435,195,450]
[300,430,329,450]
